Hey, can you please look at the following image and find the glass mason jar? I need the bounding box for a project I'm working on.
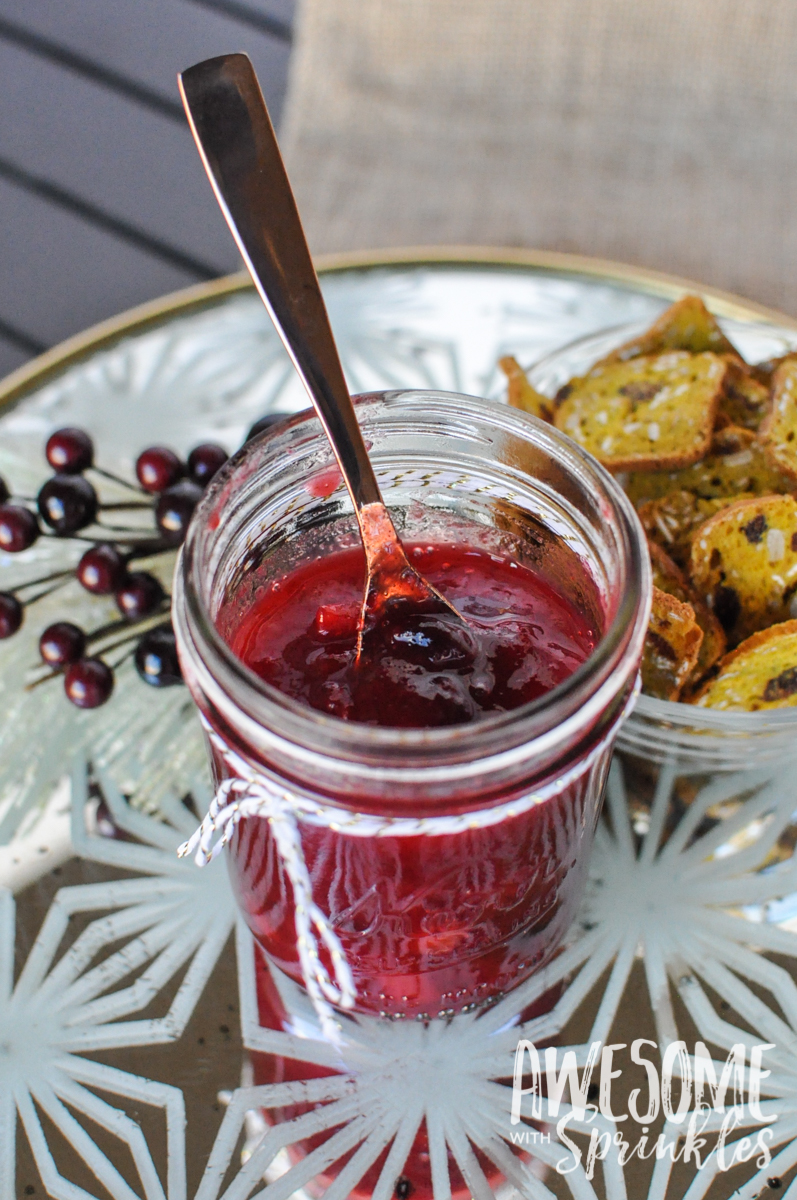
[173,390,649,1024]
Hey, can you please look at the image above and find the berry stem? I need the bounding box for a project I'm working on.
[26,610,171,690]
[87,612,171,657]
[41,530,162,547]
[85,605,171,648]
[89,465,148,494]
[12,568,74,593]
[21,579,74,606]
[126,539,171,559]
[95,521,158,534]
[99,501,155,512]
[105,643,139,670]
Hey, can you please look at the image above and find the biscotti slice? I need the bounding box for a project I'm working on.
[648,539,692,597]
[749,351,797,386]
[601,295,740,364]
[689,493,797,643]
[498,356,554,423]
[690,619,797,710]
[718,360,771,431]
[648,541,726,681]
[554,351,726,471]
[626,426,793,507]
[641,586,704,701]
[760,358,797,483]
[639,490,747,567]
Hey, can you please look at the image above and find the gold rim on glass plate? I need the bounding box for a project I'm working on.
[3,245,797,413]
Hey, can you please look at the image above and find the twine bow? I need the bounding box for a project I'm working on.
[178,736,356,1043]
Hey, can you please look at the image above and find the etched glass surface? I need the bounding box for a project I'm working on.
[4,751,797,1196]
[3,262,797,1198]
[0,266,674,836]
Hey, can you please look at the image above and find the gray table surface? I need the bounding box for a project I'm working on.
[0,0,294,379]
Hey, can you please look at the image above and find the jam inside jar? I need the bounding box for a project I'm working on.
[174,389,649,1026]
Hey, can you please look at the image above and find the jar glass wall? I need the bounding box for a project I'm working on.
[174,390,649,1020]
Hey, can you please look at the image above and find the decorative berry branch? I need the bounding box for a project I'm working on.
[0,420,272,709]
[0,413,292,708]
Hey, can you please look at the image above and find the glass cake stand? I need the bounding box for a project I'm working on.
[3,249,797,1200]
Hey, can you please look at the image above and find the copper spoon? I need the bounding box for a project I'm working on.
[179,53,467,648]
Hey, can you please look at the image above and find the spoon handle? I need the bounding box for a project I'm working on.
[179,53,382,510]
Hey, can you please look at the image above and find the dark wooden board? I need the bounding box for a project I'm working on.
[0,174,208,347]
[0,0,294,375]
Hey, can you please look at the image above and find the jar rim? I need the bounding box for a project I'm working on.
[176,391,650,774]
[634,692,797,728]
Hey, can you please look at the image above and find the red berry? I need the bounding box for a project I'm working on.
[0,505,39,552]
[39,622,86,666]
[187,443,227,487]
[46,427,94,473]
[77,544,127,594]
[38,475,98,533]
[64,658,114,708]
[95,800,124,840]
[115,571,164,621]
[245,413,291,442]
[313,603,359,639]
[156,480,203,547]
[135,626,182,687]
[0,593,22,638]
[136,446,183,493]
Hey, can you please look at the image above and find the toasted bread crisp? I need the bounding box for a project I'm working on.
[626,426,792,507]
[601,295,740,364]
[648,541,726,681]
[497,293,797,711]
[639,490,745,567]
[689,493,797,643]
[718,360,771,431]
[690,619,797,710]
[760,358,797,483]
[641,586,704,701]
[498,355,553,422]
[648,539,692,597]
[554,351,726,471]
[751,351,797,386]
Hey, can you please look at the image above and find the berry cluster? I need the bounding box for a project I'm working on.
[0,426,241,708]
[0,413,291,708]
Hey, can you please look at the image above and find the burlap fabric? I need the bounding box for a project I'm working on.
[280,0,797,314]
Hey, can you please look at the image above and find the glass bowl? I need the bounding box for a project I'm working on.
[528,322,797,847]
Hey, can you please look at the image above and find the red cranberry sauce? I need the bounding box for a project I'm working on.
[227,543,599,728]
[219,541,607,1021]
[233,757,600,1019]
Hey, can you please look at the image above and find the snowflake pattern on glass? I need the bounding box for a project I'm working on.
[3,261,797,1199]
[0,748,795,1198]
[0,760,236,1199]
[0,264,670,843]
